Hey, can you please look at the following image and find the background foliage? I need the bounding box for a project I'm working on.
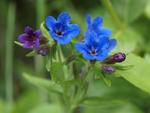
[0,0,150,113]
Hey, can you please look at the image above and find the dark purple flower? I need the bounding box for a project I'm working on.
[102,52,126,64]
[18,26,42,49]
[101,65,115,74]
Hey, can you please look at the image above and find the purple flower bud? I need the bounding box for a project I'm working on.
[102,52,126,64]
[36,45,50,56]
[101,65,115,74]
[39,36,49,44]
[113,52,126,62]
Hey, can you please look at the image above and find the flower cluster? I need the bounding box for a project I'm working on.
[18,12,125,64]
[75,14,117,61]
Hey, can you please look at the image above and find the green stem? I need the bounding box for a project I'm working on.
[5,2,16,112]
[57,44,70,112]
[101,0,125,30]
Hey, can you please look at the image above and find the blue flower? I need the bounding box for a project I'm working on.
[86,14,117,52]
[18,26,42,49]
[75,30,109,60]
[46,12,80,44]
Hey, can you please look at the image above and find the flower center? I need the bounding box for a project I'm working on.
[91,50,96,55]
[57,31,62,36]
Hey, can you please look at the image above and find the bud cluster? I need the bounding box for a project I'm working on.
[101,52,126,74]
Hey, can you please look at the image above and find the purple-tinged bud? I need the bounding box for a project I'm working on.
[113,52,126,62]
[102,52,126,64]
[39,36,50,44]
[36,45,50,56]
[101,65,115,74]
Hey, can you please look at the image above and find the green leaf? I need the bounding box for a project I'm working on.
[112,64,134,71]
[92,64,102,79]
[113,29,137,52]
[28,104,61,113]
[79,97,127,107]
[101,71,111,87]
[40,22,52,39]
[57,80,79,86]
[111,0,147,23]
[51,43,57,60]
[110,72,122,77]
[0,98,6,113]
[14,41,23,47]
[23,73,62,95]
[26,50,37,57]
[50,62,64,85]
[46,52,51,71]
[117,53,150,93]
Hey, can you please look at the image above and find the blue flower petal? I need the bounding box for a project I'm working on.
[33,39,40,49]
[23,41,34,48]
[83,53,95,60]
[18,34,29,43]
[49,30,58,41]
[106,39,117,52]
[63,24,80,37]
[35,30,42,39]
[92,16,103,30]
[95,50,108,61]
[86,14,91,26]
[75,42,90,54]
[25,27,34,36]
[57,35,72,44]
[57,12,70,25]
[96,37,109,52]
[84,30,97,43]
[46,16,57,31]
[97,28,112,37]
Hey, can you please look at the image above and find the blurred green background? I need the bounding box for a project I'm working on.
[0,0,150,113]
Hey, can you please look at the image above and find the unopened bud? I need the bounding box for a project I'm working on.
[101,65,115,74]
[36,45,50,56]
[102,52,126,64]
[39,36,49,44]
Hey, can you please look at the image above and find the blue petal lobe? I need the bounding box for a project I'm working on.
[84,30,97,43]
[63,24,80,37]
[57,12,70,25]
[25,27,34,36]
[57,35,72,44]
[75,42,90,54]
[49,31,58,41]
[97,28,112,37]
[92,17,103,30]
[95,50,108,61]
[46,16,57,31]
[83,53,95,60]
[107,39,117,52]
[86,14,91,26]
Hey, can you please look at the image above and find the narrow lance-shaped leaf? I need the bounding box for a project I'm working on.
[57,80,79,86]
[46,52,51,71]
[50,62,64,85]
[23,73,62,95]
[112,64,134,71]
[51,43,57,60]
[26,50,37,57]
[40,22,52,39]
[79,97,127,107]
[92,64,102,79]
[101,71,111,87]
